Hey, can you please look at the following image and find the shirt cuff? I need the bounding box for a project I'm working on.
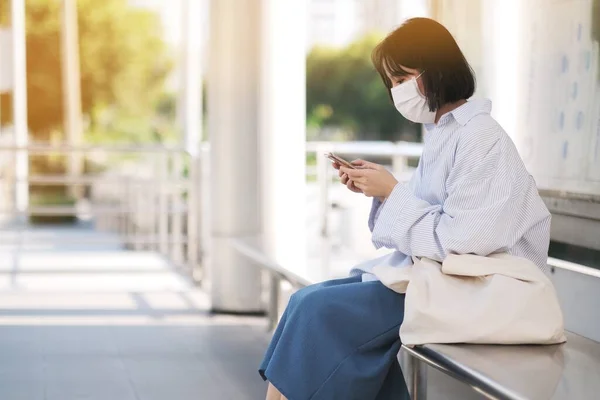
[371,183,412,249]
[368,197,384,232]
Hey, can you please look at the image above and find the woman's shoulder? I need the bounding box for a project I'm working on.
[454,112,527,178]
[455,114,506,155]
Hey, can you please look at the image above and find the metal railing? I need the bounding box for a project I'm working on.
[305,140,423,181]
[230,141,424,331]
[0,140,424,289]
[305,141,424,278]
[232,238,312,331]
[0,143,203,280]
[305,141,423,230]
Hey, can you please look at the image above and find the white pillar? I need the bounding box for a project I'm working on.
[480,0,523,140]
[0,29,12,93]
[208,0,262,313]
[60,0,83,193]
[11,0,28,214]
[180,0,203,157]
[0,29,12,218]
[259,0,307,277]
[60,0,83,198]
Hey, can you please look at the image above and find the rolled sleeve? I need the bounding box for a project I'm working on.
[371,183,413,249]
[370,144,529,262]
[368,197,385,232]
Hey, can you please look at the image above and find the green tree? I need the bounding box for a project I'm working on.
[0,0,171,140]
[306,34,421,142]
[0,0,171,204]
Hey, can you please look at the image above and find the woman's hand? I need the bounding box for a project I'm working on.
[340,160,398,199]
[332,161,362,193]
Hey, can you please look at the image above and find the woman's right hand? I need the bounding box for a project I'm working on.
[332,161,363,193]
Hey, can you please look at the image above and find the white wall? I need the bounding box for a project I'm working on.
[437,0,600,196]
[517,0,600,193]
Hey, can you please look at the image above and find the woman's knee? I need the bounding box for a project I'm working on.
[288,281,325,306]
[286,277,361,320]
[288,285,335,321]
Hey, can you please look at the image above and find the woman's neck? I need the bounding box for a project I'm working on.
[434,99,467,124]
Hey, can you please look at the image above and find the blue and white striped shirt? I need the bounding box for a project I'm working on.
[352,98,551,280]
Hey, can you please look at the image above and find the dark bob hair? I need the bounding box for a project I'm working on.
[372,18,476,112]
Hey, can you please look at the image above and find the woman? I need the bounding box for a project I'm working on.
[259,17,551,400]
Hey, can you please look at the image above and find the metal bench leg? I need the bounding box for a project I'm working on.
[267,274,280,332]
[401,349,428,399]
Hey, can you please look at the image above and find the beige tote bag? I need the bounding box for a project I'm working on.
[372,253,567,346]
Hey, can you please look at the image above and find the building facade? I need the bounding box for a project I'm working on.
[307,0,429,50]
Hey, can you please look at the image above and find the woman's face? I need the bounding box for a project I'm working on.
[387,65,426,95]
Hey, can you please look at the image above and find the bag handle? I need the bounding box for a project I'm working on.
[440,253,549,283]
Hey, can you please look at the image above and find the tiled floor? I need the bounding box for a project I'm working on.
[0,321,271,400]
[0,223,486,400]
[0,224,271,400]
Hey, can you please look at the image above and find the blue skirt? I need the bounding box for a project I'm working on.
[259,275,409,400]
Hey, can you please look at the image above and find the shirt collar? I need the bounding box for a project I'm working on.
[424,123,436,132]
[446,98,493,126]
[423,98,492,137]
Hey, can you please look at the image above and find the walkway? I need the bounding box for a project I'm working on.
[0,222,270,400]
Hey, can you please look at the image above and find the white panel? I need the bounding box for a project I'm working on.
[587,52,600,181]
[519,0,600,194]
[437,0,600,196]
[550,265,600,342]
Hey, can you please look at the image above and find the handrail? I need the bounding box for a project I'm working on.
[231,238,312,288]
[305,140,424,157]
[0,143,190,154]
[11,175,191,185]
[0,236,190,245]
[547,257,600,278]
[0,205,189,216]
[196,141,424,157]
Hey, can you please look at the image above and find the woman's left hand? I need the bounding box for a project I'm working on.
[340,160,398,199]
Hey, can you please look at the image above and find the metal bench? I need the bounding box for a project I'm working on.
[401,331,600,399]
[400,259,600,399]
[232,239,600,399]
[232,238,312,331]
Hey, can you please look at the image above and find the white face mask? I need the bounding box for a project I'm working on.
[390,72,436,124]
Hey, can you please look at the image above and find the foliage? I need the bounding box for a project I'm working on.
[28,192,77,224]
[0,0,172,141]
[307,34,421,142]
[0,0,172,204]
[0,1,7,26]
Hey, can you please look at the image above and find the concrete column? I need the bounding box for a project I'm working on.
[11,0,28,215]
[208,0,262,313]
[259,0,307,277]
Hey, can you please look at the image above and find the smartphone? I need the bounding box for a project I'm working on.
[326,152,355,169]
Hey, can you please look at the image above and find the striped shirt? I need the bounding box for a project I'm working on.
[352,98,551,281]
